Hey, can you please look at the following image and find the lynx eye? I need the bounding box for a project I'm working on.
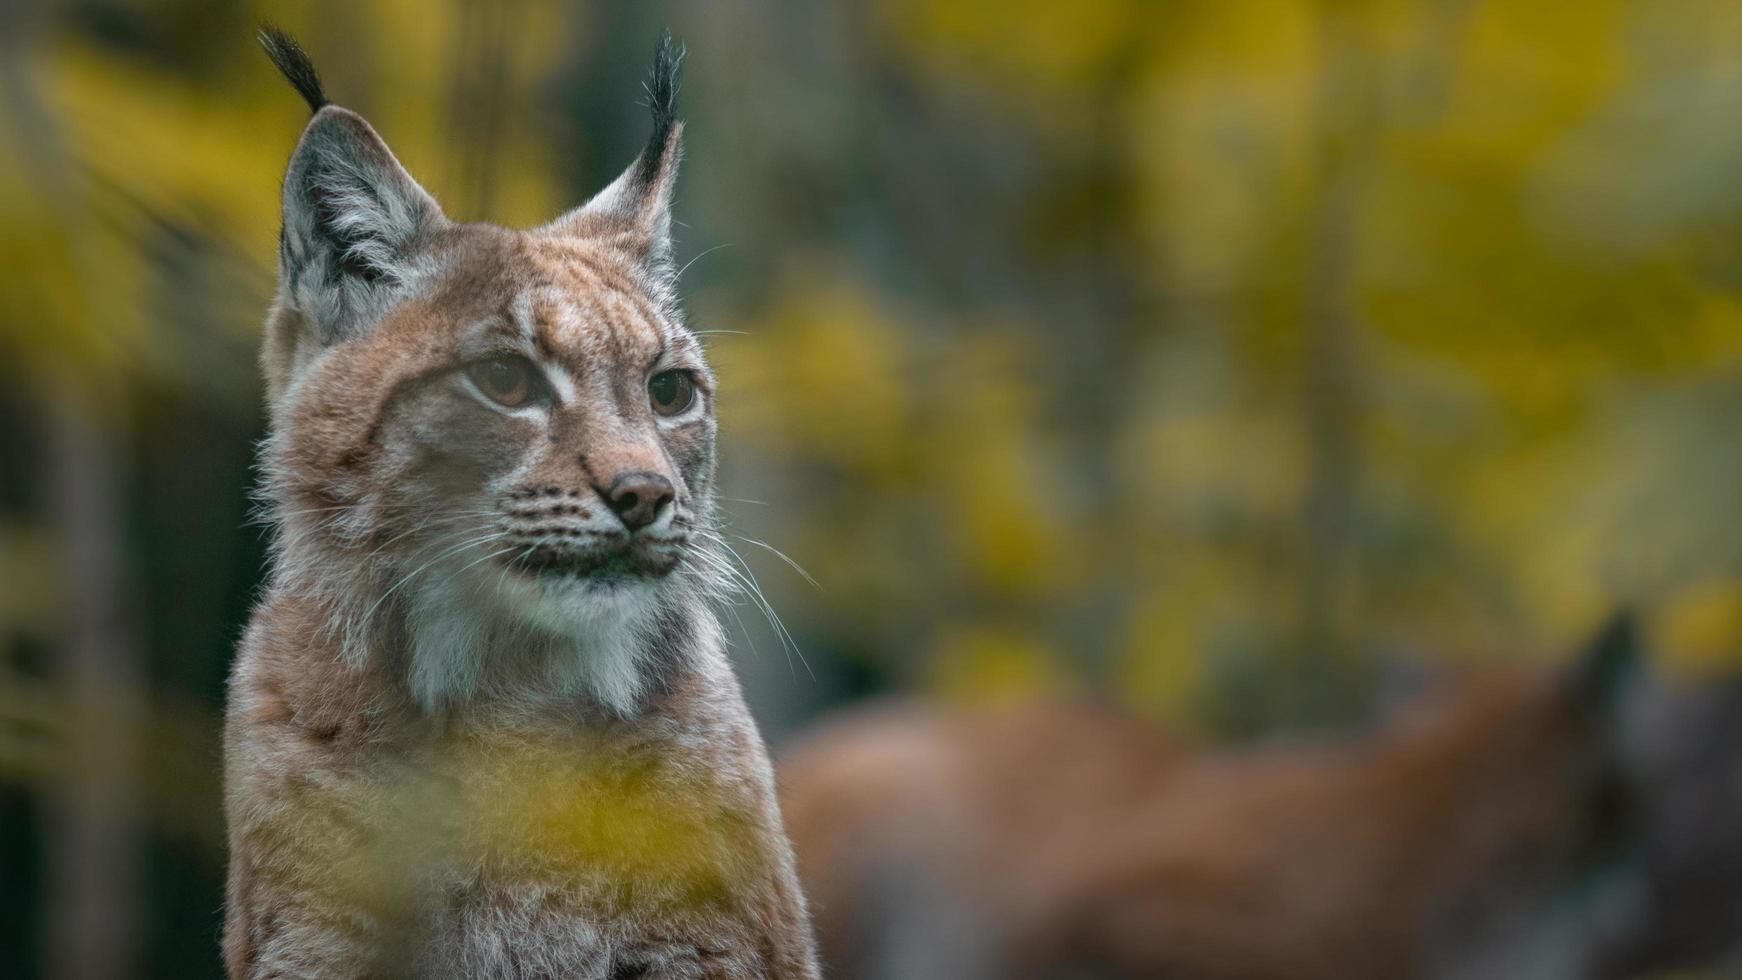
[648,369,697,417]
[466,357,538,409]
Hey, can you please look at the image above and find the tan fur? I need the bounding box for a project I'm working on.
[782,676,1623,980]
[227,594,813,979]
[226,46,817,979]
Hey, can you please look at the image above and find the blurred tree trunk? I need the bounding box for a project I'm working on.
[1292,0,1477,726]
[1,2,146,975]
[450,0,520,220]
[43,403,143,980]
[1294,2,1378,724]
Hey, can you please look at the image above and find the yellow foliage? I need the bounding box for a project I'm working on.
[440,730,755,909]
[0,524,64,638]
[1126,1,1318,290]
[919,333,1077,597]
[713,279,913,481]
[1115,581,1210,726]
[879,0,1141,112]
[41,43,288,270]
[926,623,1070,707]
[8,0,1742,746]
[1127,411,1307,529]
[1655,577,1742,678]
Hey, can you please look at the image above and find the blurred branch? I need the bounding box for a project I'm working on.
[1293,2,1379,721]
[43,402,145,980]
[450,0,519,219]
[0,669,223,854]
[1291,0,1478,725]
[2,8,151,970]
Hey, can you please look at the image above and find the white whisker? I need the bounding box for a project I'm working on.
[675,242,733,281]
[361,529,507,625]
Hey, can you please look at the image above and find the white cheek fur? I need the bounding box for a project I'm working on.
[402,558,665,716]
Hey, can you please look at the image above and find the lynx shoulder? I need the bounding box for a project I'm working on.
[223,28,818,979]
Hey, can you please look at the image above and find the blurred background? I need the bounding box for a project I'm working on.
[5,0,1742,977]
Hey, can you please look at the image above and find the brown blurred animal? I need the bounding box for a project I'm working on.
[782,617,1742,979]
[224,29,817,980]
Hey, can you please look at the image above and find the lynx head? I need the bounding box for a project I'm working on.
[256,28,721,713]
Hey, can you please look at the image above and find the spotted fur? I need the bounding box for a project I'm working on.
[225,29,819,979]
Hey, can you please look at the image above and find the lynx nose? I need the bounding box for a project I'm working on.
[606,471,674,531]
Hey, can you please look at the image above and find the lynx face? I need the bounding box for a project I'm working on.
[260,33,718,712]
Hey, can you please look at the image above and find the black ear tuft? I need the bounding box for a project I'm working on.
[259,25,329,114]
[539,31,686,267]
[636,30,684,188]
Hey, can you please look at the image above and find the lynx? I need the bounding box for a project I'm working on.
[782,617,1742,980]
[223,29,819,979]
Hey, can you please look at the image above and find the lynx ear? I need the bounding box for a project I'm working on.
[261,28,444,344]
[277,107,445,340]
[545,32,684,279]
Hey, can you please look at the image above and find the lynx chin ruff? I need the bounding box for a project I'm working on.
[223,28,819,979]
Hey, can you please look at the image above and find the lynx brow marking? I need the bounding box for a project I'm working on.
[542,359,579,405]
[512,287,581,405]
